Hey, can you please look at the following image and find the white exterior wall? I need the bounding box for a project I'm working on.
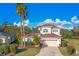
[38,27,60,35]
[2,38,5,43]
[40,27,52,34]
[58,38,61,44]
[23,37,29,42]
[0,38,5,43]
[52,28,60,35]
[24,37,33,42]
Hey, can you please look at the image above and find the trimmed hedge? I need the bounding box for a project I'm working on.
[3,45,9,54]
[0,44,18,55]
[0,45,4,54]
[0,45,9,55]
[10,44,18,54]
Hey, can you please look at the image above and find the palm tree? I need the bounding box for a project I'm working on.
[16,3,28,48]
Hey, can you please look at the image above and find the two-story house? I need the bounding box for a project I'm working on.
[38,23,61,47]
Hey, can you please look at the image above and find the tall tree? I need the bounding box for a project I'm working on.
[16,3,28,48]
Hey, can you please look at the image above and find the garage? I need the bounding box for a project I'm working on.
[43,40,59,47]
[41,34,61,47]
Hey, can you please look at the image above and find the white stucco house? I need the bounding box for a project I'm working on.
[37,23,61,47]
[0,32,15,44]
[25,23,61,47]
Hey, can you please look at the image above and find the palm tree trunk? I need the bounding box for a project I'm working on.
[21,16,26,48]
[20,19,23,48]
[23,20,26,47]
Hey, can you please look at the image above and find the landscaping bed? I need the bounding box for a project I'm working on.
[15,47,40,56]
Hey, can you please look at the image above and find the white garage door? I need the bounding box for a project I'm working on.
[44,40,59,47]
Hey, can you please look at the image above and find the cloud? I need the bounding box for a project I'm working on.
[43,19,54,23]
[55,19,71,25]
[24,20,30,26]
[62,21,72,25]
[71,16,77,22]
[57,25,64,28]
[37,19,54,26]
[68,26,74,30]
[13,22,17,26]
[37,18,73,29]
[55,19,61,23]
[13,20,30,27]
[71,16,79,24]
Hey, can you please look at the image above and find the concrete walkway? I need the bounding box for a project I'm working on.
[36,47,62,56]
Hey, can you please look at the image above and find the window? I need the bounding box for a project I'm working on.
[43,29,48,32]
[53,29,58,32]
[53,30,55,32]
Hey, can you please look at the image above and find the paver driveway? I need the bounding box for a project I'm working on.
[36,47,62,56]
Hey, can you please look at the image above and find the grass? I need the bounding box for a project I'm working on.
[59,47,70,56]
[66,39,79,50]
[15,48,40,56]
[59,39,79,56]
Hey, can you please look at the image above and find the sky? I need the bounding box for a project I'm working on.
[0,3,79,29]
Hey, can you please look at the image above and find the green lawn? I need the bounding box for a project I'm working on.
[59,39,79,56]
[15,48,40,56]
[59,47,70,56]
[66,39,79,50]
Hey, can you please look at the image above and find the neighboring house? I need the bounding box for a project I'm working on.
[38,23,61,47]
[0,32,15,44]
[24,33,40,42]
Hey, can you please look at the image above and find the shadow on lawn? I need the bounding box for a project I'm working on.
[16,49,26,54]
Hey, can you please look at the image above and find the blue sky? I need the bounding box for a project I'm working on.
[0,3,79,29]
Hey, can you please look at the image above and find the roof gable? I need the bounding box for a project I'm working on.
[37,23,57,28]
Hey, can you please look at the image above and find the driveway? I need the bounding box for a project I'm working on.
[36,47,62,56]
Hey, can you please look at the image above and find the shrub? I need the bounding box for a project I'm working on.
[32,35,40,45]
[10,44,18,54]
[61,40,67,47]
[3,45,9,54]
[0,45,4,54]
[26,39,33,47]
[0,45,9,55]
[67,46,76,55]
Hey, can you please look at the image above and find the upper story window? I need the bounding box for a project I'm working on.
[43,29,48,32]
[56,30,58,32]
[53,29,58,32]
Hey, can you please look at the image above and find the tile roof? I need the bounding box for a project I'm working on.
[37,23,57,28]
[41,33,61,38]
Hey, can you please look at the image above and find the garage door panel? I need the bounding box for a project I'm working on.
[44,41,59,47]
